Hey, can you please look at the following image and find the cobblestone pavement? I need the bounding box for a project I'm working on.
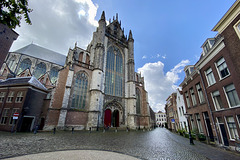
[0,128,239,160]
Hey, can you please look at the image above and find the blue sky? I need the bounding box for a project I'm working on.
[11,0,236,112]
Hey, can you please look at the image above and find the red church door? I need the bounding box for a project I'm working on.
[104,109,111,127]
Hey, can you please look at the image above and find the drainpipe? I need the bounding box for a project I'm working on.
[198,69,219,144]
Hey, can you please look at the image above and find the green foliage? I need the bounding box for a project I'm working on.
[197,133,206,141]
[0,0,32,29]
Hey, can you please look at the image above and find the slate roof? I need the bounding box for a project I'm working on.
[13,44,66,66]
[0,77,48,91]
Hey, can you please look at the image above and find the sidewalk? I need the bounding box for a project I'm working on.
[4,150,139,160]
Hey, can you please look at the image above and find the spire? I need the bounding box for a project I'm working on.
[116,13,118,21]
[128,30,133,40]
[100,11,105,21]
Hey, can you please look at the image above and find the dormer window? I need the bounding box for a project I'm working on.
[186,69,190,76]
[203,42,210,53]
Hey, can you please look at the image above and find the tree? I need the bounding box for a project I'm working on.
[0,0,32,29]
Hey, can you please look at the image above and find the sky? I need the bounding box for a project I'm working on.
[10,0,236,112]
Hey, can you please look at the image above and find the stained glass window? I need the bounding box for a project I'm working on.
[136,88,141,114]
[71,72,88,109]
[50,67,59,83]
[34,62,46,79]
[105,46,123,97]
[17,58,32,74]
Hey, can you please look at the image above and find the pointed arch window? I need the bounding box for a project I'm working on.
[136,88,141,114]
[71,72,88,109]
[105,46,123,97]
[34,62,46,79]
[7,56,16,71]
[17,58,32,74]
[50,67,59,83]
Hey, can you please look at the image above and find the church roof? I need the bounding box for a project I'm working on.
[0,77,48,91]
[13,44,66,66]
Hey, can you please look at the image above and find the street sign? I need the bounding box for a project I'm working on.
[13,113,19,119]
[171,119,175,123]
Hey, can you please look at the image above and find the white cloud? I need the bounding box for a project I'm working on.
[137,60,190,112]
[11,0,99,55]
[142,55,147,59]
[162,55,166,59]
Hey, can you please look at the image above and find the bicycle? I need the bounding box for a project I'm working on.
[235,137,240,152]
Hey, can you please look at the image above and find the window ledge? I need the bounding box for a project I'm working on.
[219,74,230,81]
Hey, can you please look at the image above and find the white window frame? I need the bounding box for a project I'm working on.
[0,108,10,125]
[233,19,240,39]
[6,91,14,103]
[196,83,205,104]
[215,57,230,80]
[190,88,197,106]
[195,114,203,133]
[15,91,24,103]
[224,84,240,108]
[0,92,6,102]
[225,116,238,140]
[185,92,191,108]
[205,68,216,86]
[211,90,224,111]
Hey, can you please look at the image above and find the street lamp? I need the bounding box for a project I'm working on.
[184,113,194,145]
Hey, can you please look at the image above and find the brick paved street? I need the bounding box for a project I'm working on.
[0,128,239,160]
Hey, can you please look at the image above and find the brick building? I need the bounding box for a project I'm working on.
[0,77,48,132]
[180,0,240,148]
[0,24,18,68]
[165,92,179,131]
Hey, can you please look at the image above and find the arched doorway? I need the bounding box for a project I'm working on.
[112,110,119,127]
[104,109,111,127]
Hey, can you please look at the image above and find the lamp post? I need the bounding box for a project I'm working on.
[184,113,194,145]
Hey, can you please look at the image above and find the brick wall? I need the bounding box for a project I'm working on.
[0,24,18,68]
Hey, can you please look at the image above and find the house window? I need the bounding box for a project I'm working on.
[0,92,6,102]
[15,92,24,103]
[6,91,14,103]
[216,57,229,79]
[0,108,9,124]
[205,68,216,86]
[196,83,205,103]
[226,116,238,140]
[212,90,224,110]
[9,109,19,125]
[185,92,190,108]
[71,72,88,109]
[224,84,240,107]
[190,88,197,106]
[195,113,203,133]
[203,42,210,53]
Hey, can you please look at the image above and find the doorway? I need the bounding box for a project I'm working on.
[104,109,111,127]
[203,112,214,142]
[112,110,119,127]
[20,117,34,132]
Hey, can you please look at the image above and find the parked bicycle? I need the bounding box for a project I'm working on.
[235,137,240,152]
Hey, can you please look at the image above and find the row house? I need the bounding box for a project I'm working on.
[180,0,240,148]
[165,92,179,131]
[176,89,189,131]
[155,111,166,127]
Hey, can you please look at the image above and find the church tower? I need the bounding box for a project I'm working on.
[87,11,106,129]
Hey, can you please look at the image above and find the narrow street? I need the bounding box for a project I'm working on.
[0,128,239,159]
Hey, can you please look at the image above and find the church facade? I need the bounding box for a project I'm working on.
[0,12,151,131]
[44,12,151,130]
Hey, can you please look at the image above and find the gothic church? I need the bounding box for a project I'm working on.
[0,12,151,131]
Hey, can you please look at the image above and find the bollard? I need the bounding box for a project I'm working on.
[115,127,117,132]
[53,127,56,134]
[89,127,91,133]
[72,127,74,134]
